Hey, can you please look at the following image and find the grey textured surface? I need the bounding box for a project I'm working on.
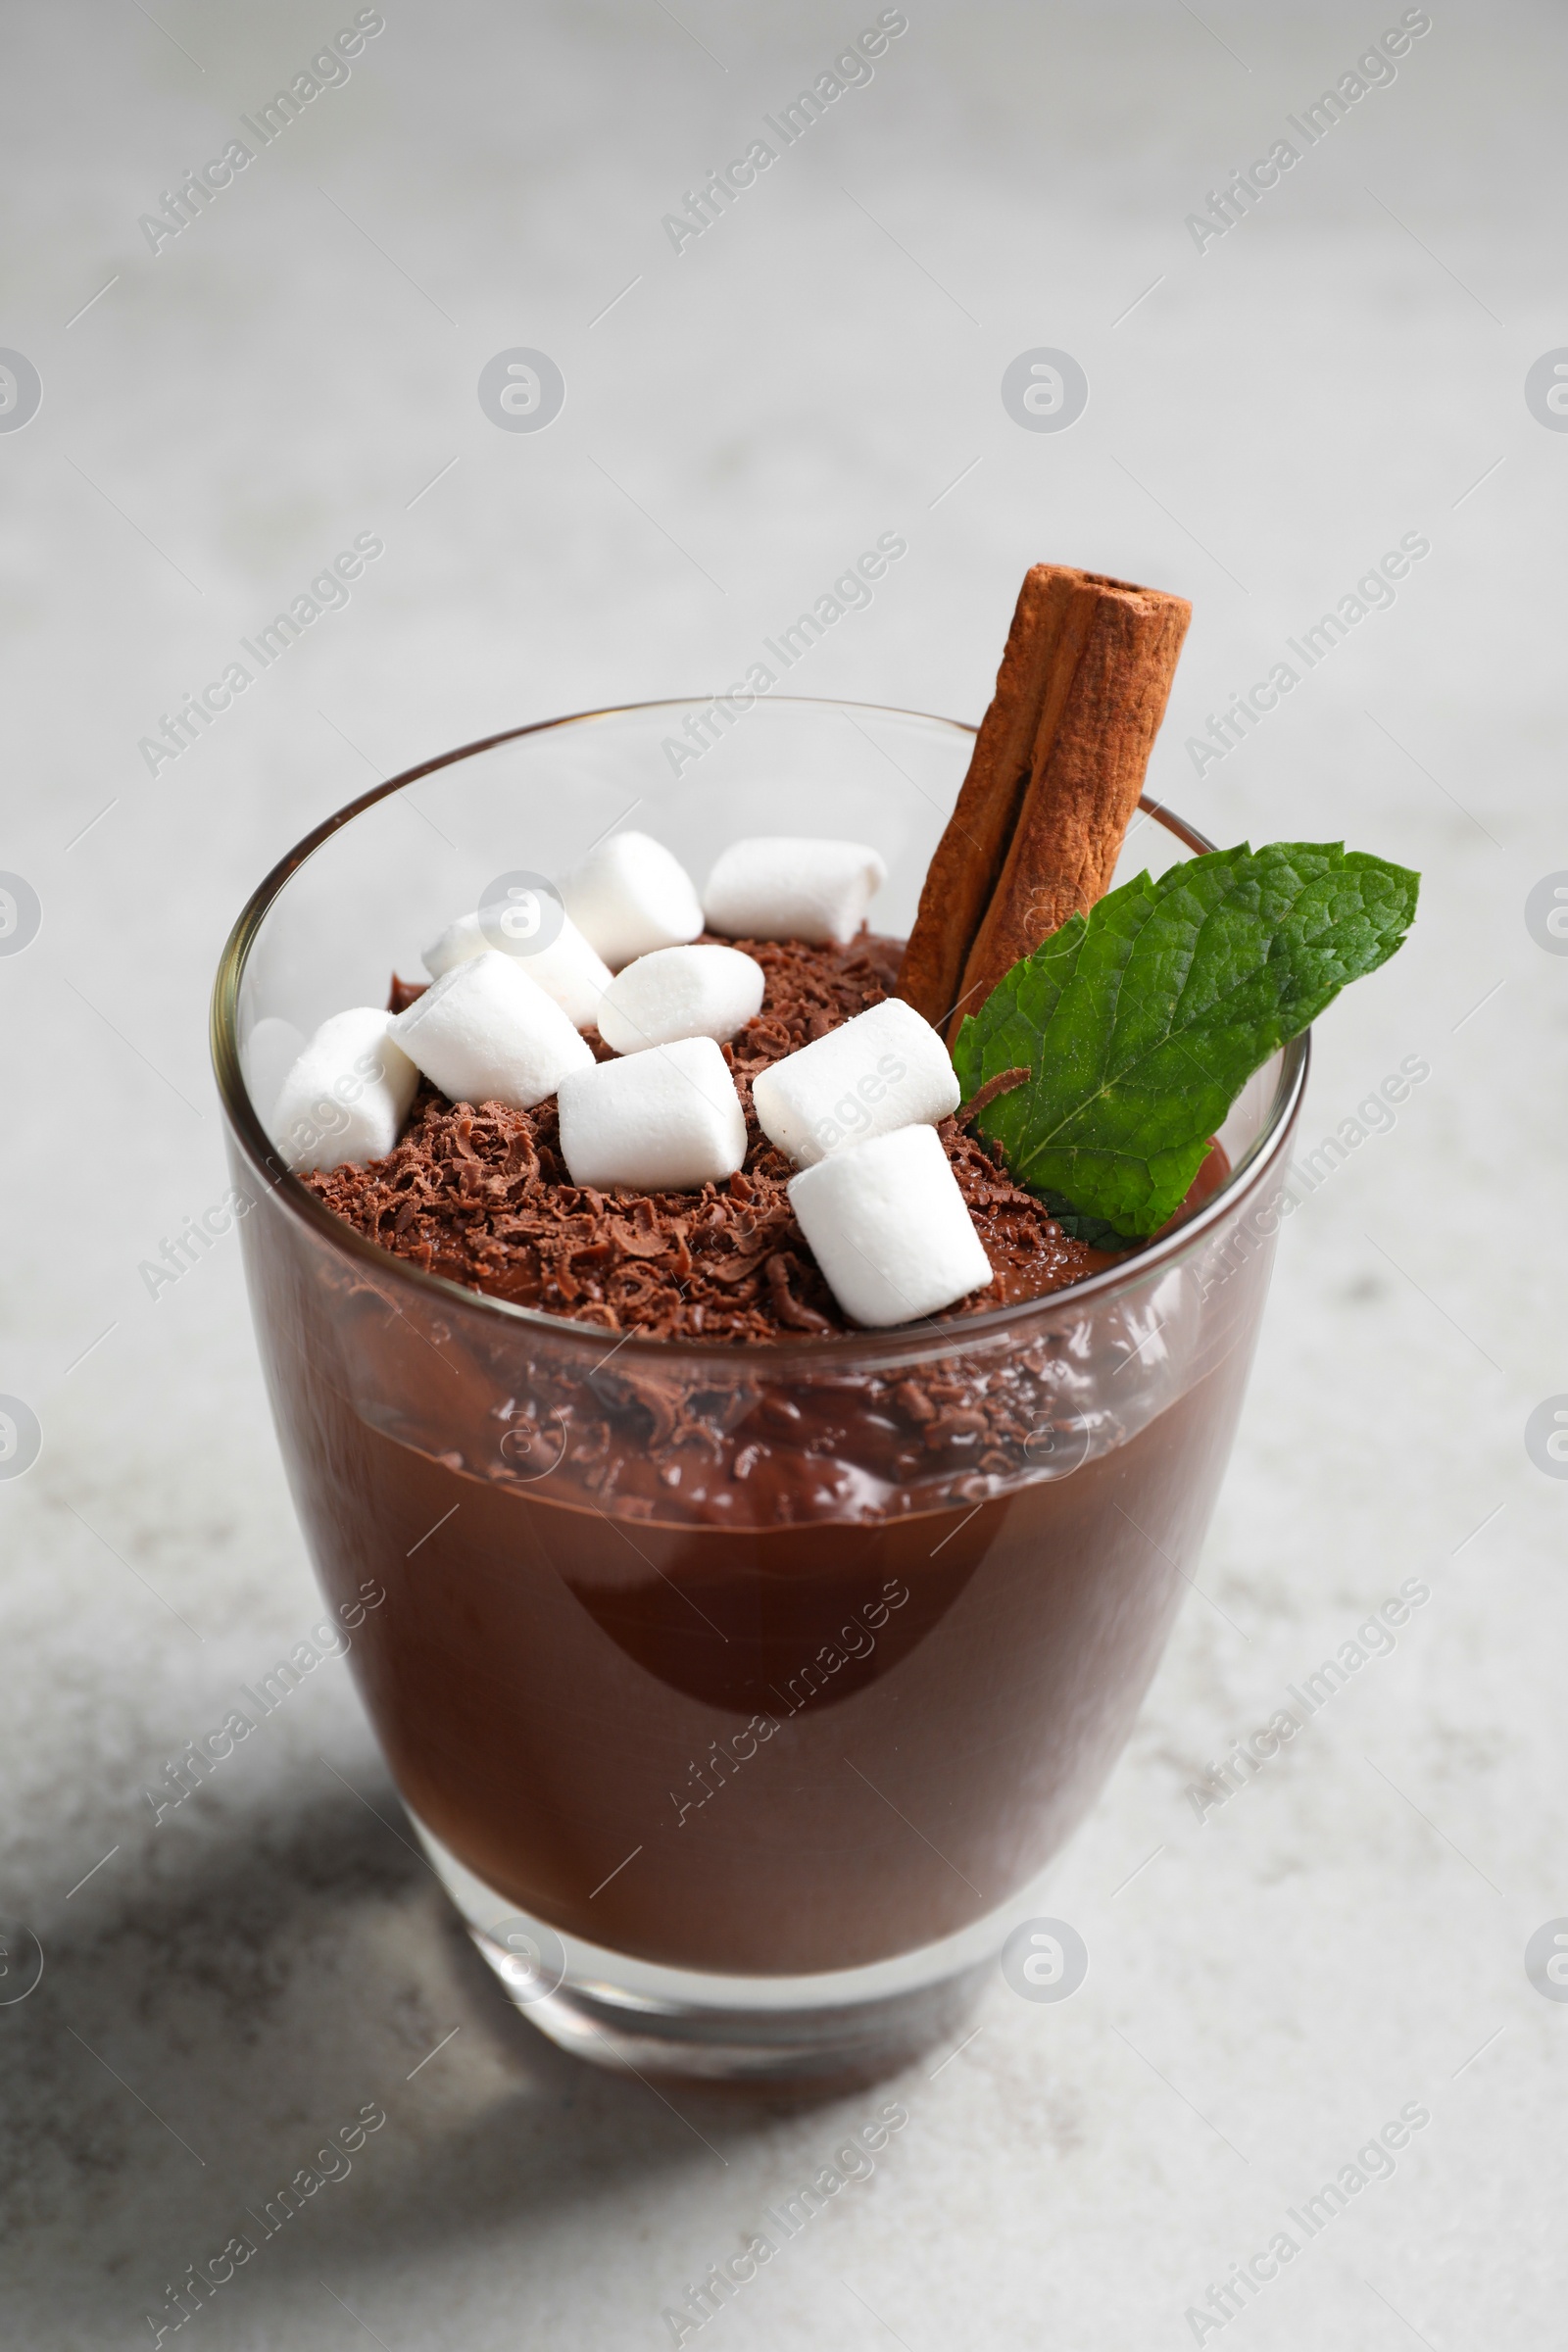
[2,1,1564,2345]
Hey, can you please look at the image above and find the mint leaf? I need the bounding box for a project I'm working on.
[952,842,1419,1238]
[1032,1192,1145,1252]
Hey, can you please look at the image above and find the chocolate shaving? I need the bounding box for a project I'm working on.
[765,1251,835,1334]
[956,1065,1031,1128]
[305,936,1120,1343]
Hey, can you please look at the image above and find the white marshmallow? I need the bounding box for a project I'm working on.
[422,911,491,978]
[703,836,887,946]
[789,1124,993,1328]
[751,997,959,1168]
[556,1035,747,1192]
[422,907,612,1031]
[388,951,593,1109]
[270,1008,418,1174]
[561,831,704,968]
[241,1014,306,1129]
[597,945,765,1055]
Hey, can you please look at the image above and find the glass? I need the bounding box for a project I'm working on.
[212,698,1307,2085]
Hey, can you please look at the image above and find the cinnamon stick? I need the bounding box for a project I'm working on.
[897,565,1191,1044]
[895,564,1079,1030]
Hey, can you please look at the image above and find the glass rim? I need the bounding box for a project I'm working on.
[210,695,1310,1366]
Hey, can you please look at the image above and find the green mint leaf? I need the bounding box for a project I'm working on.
[1031,1191,1145,1252]
[952,841,1419,1239]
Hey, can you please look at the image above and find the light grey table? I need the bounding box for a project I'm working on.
[2,2,1562,2343]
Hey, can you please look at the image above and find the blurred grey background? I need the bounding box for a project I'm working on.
[3,1,1565,2344]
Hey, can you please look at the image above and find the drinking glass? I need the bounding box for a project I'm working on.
[212,698,1306,2083]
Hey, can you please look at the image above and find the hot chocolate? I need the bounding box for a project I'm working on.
[219,564,1413,2076]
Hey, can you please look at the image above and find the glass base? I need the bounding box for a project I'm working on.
[416,1818,1000,2086]
[479,1939,992,2087]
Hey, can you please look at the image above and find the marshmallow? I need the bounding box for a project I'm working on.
[556,1035,747,1192]
[241,1014,306,1129]
[704,836,887,946]
[270,1008,418,1174]
[422,907,612,1031]
[561,831,704,968]
[789,1124,993,1327]
[388,950,593,1109]
[597,945,765,1055]
[751,997,959,1168]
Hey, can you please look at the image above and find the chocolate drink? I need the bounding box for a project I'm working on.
[244,921,1269,1978]
[213,663,1350,2082]
[262,1325,1262,1978]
